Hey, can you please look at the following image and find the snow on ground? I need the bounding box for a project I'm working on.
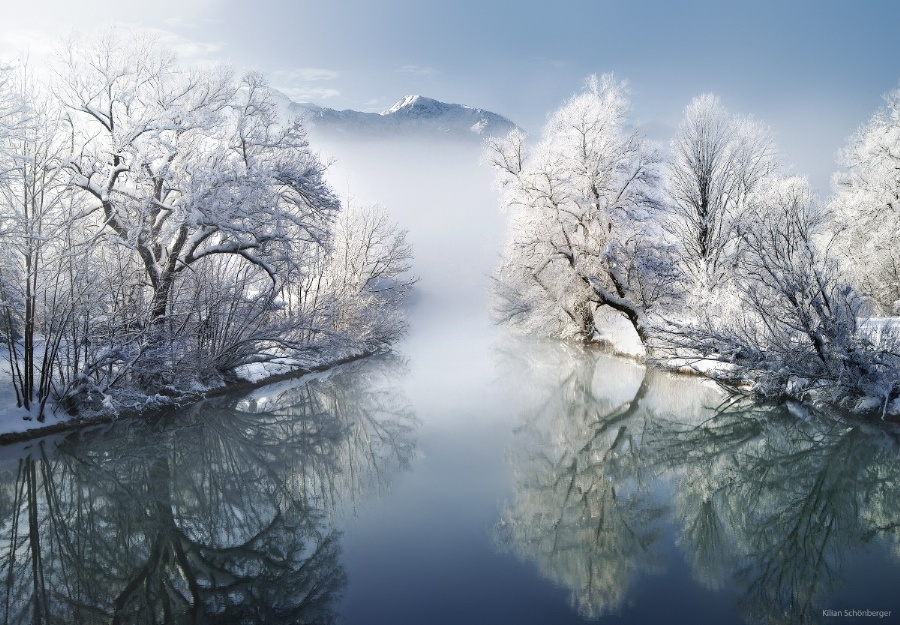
[590,308,646,358]
[234,361,308,383]
[3,310,898,440]
[0,369,349,440]
[0,344,354,440]
[859,316,900,339]
[0,351,71,436]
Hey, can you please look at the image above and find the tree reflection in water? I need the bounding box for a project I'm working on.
[496,341,900,623]
[0,357,416,624]
[495,343,669,619]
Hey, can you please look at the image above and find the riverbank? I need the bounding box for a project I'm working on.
[567,324,900,425]
[0,350,375,445]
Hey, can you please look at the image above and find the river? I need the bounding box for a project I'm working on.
[0,137,898,624]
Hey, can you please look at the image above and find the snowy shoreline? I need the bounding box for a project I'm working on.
[582,319,900,424]
[0,350,375,446]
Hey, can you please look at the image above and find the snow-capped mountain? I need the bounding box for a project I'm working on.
[279,93,517,140]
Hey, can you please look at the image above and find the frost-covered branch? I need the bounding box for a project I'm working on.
[487,75,672,351]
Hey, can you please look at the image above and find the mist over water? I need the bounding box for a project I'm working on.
[314,135,549,623]
[317,135,509,420]
[320,136,505,311]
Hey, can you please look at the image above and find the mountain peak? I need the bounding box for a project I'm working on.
[381,95,462,119]
[382,95,424,115]
[281,91,518,140]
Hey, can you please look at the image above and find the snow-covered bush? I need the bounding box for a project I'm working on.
[660,177,900,412]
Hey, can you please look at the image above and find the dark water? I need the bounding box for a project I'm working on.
[1,339,899,625]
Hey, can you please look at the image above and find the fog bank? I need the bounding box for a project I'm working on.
[316,135,510,419]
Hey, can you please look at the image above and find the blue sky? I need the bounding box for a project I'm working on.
[2,0,899,194]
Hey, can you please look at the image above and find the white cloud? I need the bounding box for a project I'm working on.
[0,30,57,61]
[271,67,341,103]
[0,24,223,72]
[279,86,341,102]
[271,67,341,82]
[162,13,225,28]
[144,27,223,59]
[397,64,438,76]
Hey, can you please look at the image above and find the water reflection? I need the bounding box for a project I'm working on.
[0,357,416,624]
[497,342,900,623]
[495,345,667,619]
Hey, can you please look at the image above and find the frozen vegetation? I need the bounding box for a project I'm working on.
[1,29,898,432]
[487,75,900,418]
[0,33,415,427]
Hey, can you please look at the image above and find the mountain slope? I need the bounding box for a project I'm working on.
[279,93,517,140]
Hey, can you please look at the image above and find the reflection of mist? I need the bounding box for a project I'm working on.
[0,356,416,624]
[496,340,900,623]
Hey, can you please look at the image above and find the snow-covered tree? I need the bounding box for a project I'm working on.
[51,32,351,397]
[57,34,339,327]
[0,64,29,340]
[667,94,776,289]
[0,63,85,420]
[304,202,414,349]
[0,32,414,416]
[487,75,672,348]
[829,86,900,313]
[661,176,900,410]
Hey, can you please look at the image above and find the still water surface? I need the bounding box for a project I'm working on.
[1,324,899,624]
